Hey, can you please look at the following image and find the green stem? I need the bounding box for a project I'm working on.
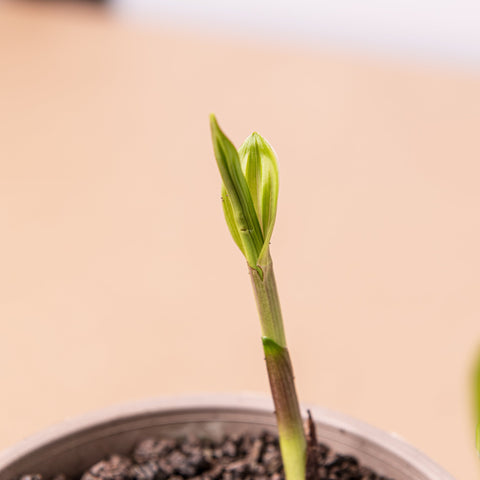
[249,255,286,347]
[249,255,306,480]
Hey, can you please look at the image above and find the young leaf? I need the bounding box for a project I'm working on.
[210,115,264,267]
[238,133,279,266]
[221,185,245,255]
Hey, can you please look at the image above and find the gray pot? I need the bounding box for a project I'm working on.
[0,394,454,480]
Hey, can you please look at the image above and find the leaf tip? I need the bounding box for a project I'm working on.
[209,113,219,132]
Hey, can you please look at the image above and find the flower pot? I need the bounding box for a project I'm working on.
[0,394,453,480]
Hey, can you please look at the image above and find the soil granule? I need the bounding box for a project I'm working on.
[19,431,393,480]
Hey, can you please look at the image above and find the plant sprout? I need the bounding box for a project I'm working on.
[210,115,307,480]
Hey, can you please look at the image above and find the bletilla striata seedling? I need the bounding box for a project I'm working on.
[210,115,307,480]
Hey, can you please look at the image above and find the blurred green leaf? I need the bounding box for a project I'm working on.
[477,424,480,457]
[475,352,480,456]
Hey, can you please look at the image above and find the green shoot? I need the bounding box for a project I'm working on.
[210,115,307,480]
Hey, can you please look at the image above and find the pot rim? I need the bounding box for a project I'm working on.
[0,392,454,480]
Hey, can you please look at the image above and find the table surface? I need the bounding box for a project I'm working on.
[0,4,479,479]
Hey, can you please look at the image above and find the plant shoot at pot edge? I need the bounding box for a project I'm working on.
[210,115,307,480]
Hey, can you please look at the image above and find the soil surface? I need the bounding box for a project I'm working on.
[19,431,393,480]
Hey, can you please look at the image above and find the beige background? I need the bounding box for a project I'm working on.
[1,3,479,479]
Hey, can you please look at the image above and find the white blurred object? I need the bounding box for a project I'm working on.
[114,0,480,68]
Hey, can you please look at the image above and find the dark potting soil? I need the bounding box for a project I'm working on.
[19,430,393,480]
